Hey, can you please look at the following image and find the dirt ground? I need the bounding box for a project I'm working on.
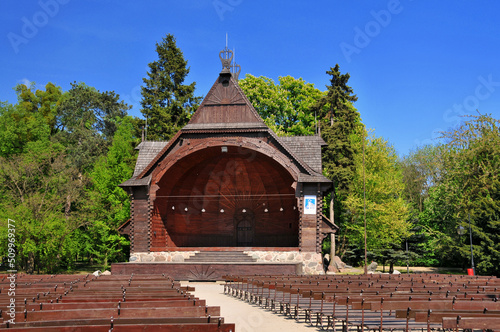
[186,281,320,332]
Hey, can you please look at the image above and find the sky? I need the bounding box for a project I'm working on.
[1,1,499,156]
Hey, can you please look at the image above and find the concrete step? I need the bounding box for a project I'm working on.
[186,251,257,263]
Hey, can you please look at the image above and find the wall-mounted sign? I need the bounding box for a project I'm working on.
[304,195,316,215]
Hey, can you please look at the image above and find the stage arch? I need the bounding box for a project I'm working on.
[152,145,299,248]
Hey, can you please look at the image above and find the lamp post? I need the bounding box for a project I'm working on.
[363,129,367,275]
[406,239,409,274]
[457,213,475,275]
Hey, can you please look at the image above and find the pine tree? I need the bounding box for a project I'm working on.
[311,64,360,226]
[140,34,200,141]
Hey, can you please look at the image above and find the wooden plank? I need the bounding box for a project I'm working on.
[442,316,500,330]
[17,306,220,322]
[1,323,236,332]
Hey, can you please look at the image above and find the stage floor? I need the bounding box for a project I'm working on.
[111,262,302,280]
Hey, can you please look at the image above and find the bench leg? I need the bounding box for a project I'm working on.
[293,306,299,320]
[304,309,311,325]
[317,312,325,329]
[342,320,346,332]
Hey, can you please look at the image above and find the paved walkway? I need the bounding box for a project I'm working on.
[186,282,320,332]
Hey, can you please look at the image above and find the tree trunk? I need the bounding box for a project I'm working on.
[65,194,71,218]
[27,252,35,274]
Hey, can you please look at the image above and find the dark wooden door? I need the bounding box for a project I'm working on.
[236,217,254,246]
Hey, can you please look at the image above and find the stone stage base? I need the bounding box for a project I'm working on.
[111,262,302,281]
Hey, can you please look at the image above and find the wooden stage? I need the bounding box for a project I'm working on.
[111,262,302,281]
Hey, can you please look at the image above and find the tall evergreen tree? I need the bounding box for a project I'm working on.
[311,64,360,228]
[140,34,200,140]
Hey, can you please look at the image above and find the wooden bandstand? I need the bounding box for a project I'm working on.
[113,48,336,280]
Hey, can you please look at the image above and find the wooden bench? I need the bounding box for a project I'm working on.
[1,274,234,332]
[223,273,499,331]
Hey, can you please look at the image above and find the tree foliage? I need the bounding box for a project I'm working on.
[0,82,136,273]
[340,129,410,265]
[419,115,500,275]
[85,117,135,268]
[310,64,361,256]
[0,139,86,273]
[400,145,442,214]
[56,82,131,173]
[15,82,62,133]
[239,74,323,135]
[1,39,497,277]
[315,65,359,195]
[0,82,62,157]
[140,34,200,140]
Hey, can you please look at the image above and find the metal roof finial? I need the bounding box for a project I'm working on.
[231,48,241,81]
[219,34,233,74]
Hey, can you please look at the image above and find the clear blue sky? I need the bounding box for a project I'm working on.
[1,1,499,156]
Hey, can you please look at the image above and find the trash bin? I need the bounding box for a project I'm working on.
[467,268,474,276]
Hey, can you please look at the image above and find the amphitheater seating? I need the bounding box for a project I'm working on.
[0,274,234,331]
[223,273,500,331]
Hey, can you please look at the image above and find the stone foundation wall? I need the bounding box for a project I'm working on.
[129,250,324,275]
[245,251,323,274]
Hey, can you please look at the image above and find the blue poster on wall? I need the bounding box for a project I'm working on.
[304,195,316,215]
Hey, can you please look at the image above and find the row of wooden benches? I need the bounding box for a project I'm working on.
[0,273,234,331]
[223,273,500,331]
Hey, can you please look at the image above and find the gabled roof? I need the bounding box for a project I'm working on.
[124,70,332,187]
[280,136,327,173]
[119,141,167,188]
[184,72,266,130]
[133,141,168,177]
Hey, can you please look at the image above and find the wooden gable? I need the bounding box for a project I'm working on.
[185,72,265,128]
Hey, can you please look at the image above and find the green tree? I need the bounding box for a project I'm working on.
[56,82,131,172]
[400,145,442,213]
[0,101,47,157]
[422,114,500,275]
[341,129,410,266]
[399,145,443,266]
[140,34,200,140]
[310,65,360,233]
[239,74,324,135]
[15,82,62,133]
[0,82,63,157]
[86,117,137,268]
[0,82,136,273]
[0,139,86,273]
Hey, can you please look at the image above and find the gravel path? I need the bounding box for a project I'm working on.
[186,281,320,332]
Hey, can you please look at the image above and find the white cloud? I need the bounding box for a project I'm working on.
[18,78,33,87]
